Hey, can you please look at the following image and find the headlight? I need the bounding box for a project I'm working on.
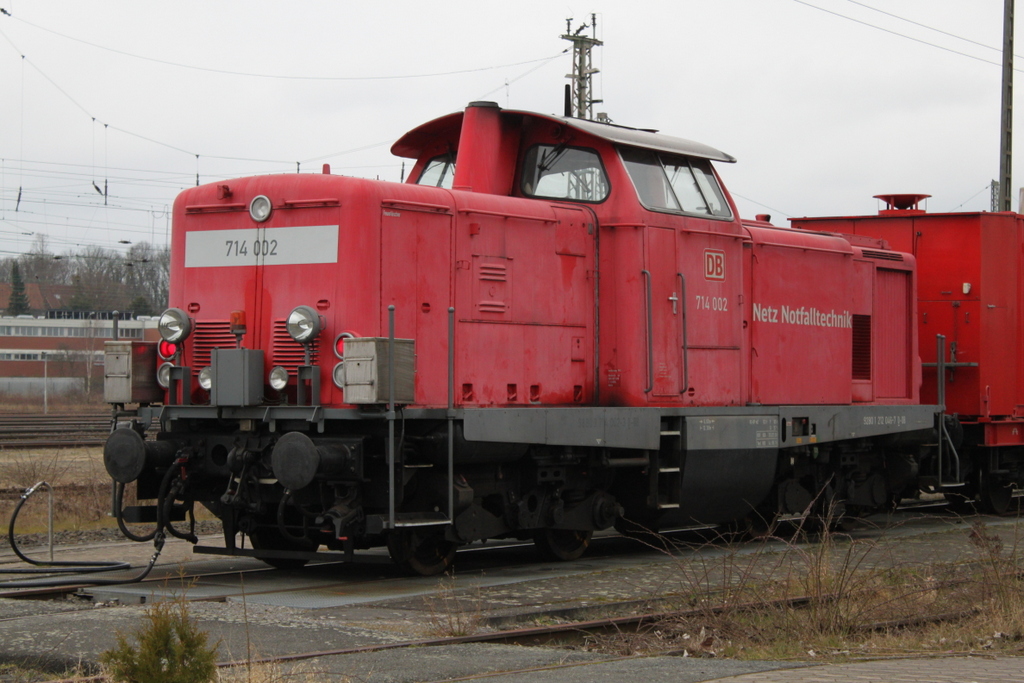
[332,362,345,388]
[156,362,173,389]
[269,366,289,390]
[158,308,192,343]
[197,366,213,391]
[286,305,322,344]
[249,195,272,222]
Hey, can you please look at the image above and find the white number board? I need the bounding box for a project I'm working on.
[184,225,339,268]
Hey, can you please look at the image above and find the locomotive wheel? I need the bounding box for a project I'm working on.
[979,471,1014,515]
[249,528,316,570]
[387,530,457,576]
[533,529,593,561]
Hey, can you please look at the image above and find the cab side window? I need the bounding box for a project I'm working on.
[620,146,731,218]
[521,144,609,203]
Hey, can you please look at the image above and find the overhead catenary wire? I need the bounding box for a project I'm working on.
[6,12,565,82]
[950,184,992,211]
[791,0,1016,70]
[0,12,557,256]
[842,0,1019,59]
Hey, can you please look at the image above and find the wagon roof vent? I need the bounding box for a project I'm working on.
[874,193,931,215]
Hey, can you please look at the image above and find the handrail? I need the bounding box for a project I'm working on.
[387,306,396,530]
[678,273,689,395]
[642,270,653,393]
[447,307,456,523]
[935,334,962,486]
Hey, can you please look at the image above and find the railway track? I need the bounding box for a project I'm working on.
[1,515,1011,683]
[0,412,110,449]
[0,511,1019,683]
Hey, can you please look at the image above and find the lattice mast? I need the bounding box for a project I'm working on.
[562,15,603,120]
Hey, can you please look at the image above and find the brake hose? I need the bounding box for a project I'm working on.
[0,481,166,589]
[114,481,157,543]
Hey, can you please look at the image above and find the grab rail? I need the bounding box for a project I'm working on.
[678,273,689,395]
[642,270,653,393]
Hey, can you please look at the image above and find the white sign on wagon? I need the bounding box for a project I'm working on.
[184,225,339,268]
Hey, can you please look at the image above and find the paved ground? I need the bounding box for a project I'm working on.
[706,656,1024,682]
[0,511,1022,681]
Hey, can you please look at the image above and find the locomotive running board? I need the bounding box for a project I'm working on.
[192,544,394,566]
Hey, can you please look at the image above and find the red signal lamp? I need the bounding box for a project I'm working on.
[158,340,178,359]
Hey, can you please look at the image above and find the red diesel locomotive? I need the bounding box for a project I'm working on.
[103,102,961,574]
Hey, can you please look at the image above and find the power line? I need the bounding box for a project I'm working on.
[842,0,1016,58]
[475,53,565,100]
[0,20,563,168]
[727,191,793,219]
[790,0,1014,71]
[7,13,565,82]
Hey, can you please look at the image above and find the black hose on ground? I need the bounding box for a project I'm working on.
[1,481,166,589]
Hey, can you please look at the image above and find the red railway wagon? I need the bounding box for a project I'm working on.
[103,103,942,573]
[793,195,1024,512]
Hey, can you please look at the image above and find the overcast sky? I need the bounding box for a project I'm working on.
[0,1,1012,257]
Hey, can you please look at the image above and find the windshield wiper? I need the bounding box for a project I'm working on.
[538,142,570,173]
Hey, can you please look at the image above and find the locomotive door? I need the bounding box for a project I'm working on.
[645,226,681,398]
[381,205,453,407]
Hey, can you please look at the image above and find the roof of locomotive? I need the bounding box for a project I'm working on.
[390,104,737,164]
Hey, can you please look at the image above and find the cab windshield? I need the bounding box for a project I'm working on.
[416,154,456,188]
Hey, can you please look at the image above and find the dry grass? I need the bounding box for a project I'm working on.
[578,517,1024,662]
[0,390,107,413]
[424,571,485,637]
[0,447,115,535]
[217,658,337,683]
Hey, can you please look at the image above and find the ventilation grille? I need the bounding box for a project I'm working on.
[190,320,321,377]
[861,250,904,262]
[478,263,508,281]
[852,314,872,380]
[191,321,234,375]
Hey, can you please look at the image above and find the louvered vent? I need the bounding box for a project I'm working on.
[191,321,234,376]
[852,314,871,380]
[478,263,508,281]
[861,250,904,262]
[191,320,321,378]
[272,320,320,372]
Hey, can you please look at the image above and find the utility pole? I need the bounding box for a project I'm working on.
[999,0,1014,211]
[562,14,603,120]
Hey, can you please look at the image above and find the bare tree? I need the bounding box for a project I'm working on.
[2,237,170,316]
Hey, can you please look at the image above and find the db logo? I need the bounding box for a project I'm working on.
[704,249,726,281]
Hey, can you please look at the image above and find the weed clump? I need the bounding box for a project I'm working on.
[100,597,218,683]
[425,571,484,637]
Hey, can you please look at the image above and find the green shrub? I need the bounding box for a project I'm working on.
[100,598,218,683]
